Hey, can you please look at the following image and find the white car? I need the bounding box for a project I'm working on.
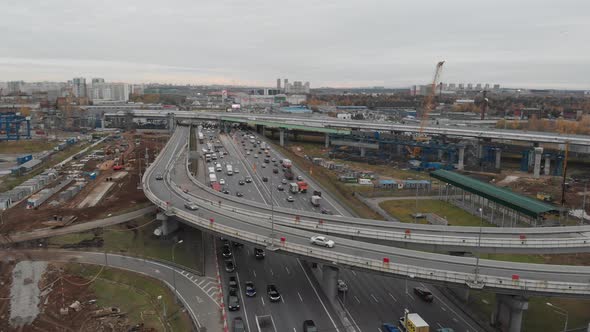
[184,202,199,211]
[219,179,226,185]
[310,236,335,248]
[287,196,294,202]
[246,151,250,155]
[234,168,240,174]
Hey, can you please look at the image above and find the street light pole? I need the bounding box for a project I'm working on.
[172,239,183,303]
[546,302,568,332]
[582,181,588,225]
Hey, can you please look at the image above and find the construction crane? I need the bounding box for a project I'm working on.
[410,61,445,158]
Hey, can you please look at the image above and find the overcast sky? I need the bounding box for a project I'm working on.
[1,0,589,89]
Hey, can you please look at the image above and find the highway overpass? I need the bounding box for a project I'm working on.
[143,126,590,299]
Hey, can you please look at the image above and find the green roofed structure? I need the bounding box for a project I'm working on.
[430,169,558,226]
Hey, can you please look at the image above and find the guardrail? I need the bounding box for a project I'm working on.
[179,142,590,251]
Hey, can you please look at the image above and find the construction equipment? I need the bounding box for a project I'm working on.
[411,61,445,158]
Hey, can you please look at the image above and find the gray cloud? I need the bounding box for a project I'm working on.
[0,0,589,88]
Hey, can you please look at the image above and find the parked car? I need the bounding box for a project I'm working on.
[224,259,235,272]
[254,248,265,259]
[413,287,434,302]
[310,235,335,248]
[184,202,199,211]
[267,284,281,302]
[245,281,256,297]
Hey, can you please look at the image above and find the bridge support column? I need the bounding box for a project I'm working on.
[396,144,402,156]
[261,126,266,137]
[325,133,330,148]
[279,129,285,147]
[438,149,443,161]
[155,213,179,236]
[544,156,551,176]
[533,147,543,178]
[360,147,366,157]
[322,265,339,301]
[495,148,502,169]
[457,147,465,170]
[493,295,528,332]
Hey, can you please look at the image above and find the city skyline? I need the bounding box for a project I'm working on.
[1,0,589,89]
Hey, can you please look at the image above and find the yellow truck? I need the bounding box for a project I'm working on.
[399,310,429,332]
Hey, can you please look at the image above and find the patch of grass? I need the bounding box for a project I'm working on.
[379,199,493,227]
[0,140,54,154]
[479,253,545,264]
[66,264,192,332]
[48,217,202,272]
[468,291,590,332]
[48,232,95,246]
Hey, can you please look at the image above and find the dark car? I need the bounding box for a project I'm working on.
[262,176,269,182]
[254,248,265,259]
[224,259,235,272]
[233,317,246,332]
[264,158,270,163]
[245,281,256,297]
[227,289,240,311]
[277,185,284,191]
[273,168,279,174]
[155,173,163,180]
[245,177,252,183]
[223,189,230,195]
[238,180,245,185]
[413,287,434,302]
[303,320,318,332]
[236,192,243,197]
[267,284,281,302]
[222,246,232,258]
[229,276,238,290]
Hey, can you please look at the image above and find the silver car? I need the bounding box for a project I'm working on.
[184,202,199,211]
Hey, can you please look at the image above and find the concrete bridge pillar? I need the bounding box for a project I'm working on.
[261,126,266,137]
[492,295,528,332]
[396,144,403,156]
[279,129,285,147]
[533,147,543,178]
[438,149,443,161]
[155,213,179,236]
[544,156,551,176]
[325,133,330,148]
[457,147,465,170]
[495,148,502,169]
[322,265,339,302]
[360,147,366,157]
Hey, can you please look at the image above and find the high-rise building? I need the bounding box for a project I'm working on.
[72,77,87,97]
[284,79,288,92]
[458,83,464,90]
[92,78,105,84]
[276,79,281,90]
[89,82,130,102]
[493,84,500,90]
[467,83,473,90]
[475,83,482,90]
[484,83,490,90]
[7,81,24,94]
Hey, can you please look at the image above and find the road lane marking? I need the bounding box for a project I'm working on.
[452,318,459,323]
[298,292,303,302]
[270,269,274,276]
[261,297,265,306]
[441,306,447,312]
[421,282,477,331]
[253,270,257,278]
[389,293,397,302]
[371,294,379,303]
[235,272,251,331]
[285,266,290,274]
[281,295,285,304]
[351,270,357,276]
[354,295,361,304]
[437,323,444,329]
[297,259,340,332]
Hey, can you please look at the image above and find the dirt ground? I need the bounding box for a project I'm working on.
[0,262,157,332]
[0,131,168,235]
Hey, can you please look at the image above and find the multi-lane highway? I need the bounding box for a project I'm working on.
[206,127,482,332]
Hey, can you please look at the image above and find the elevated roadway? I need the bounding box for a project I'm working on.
[125,110,590,146]
[143,126,590,298]
[178,127,590,255]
